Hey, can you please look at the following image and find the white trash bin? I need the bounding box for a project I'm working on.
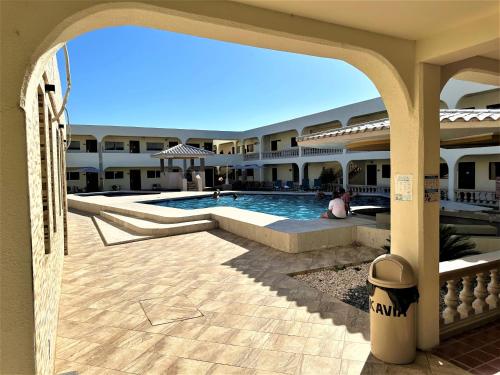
[367,254,419,364]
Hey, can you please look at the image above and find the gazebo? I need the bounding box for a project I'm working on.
[151,144,214,191]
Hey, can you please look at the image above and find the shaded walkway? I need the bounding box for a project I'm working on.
[56,211,466,374]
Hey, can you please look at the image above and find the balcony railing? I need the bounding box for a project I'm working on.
[440,251,500,338]
[262,148,299,159]
[347,184,390,194]
[243,153,260,161]
[302,147,343,156]
[455,189,497,207]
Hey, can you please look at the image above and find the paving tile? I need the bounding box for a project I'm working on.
[56,212,475,375]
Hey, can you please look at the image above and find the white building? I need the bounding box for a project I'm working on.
[66,79,500,207]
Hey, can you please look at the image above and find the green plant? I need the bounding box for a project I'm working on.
[319,167,340,185]
[381,224,479,262]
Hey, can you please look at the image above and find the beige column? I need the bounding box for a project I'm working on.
[390,63,441,349]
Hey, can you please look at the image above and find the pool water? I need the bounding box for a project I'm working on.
[147,194,390,220]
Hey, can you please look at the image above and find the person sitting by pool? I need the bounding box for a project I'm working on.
[232,193,238,200]
[315,191,325,200]
[320,191,347,219]
[212,190,220,199]
[340,187,352,215]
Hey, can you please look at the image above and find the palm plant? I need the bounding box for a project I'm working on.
[382,224,479,262]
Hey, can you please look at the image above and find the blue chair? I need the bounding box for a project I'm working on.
[285,181,294,190]
[313,179,321,190]
[301,178,310,191]
[273,180,282,190]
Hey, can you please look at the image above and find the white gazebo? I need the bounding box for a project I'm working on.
[151,144,214,191]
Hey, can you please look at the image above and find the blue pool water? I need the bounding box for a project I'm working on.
[146,194,390,220]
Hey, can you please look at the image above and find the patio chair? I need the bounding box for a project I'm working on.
[285,181,294,190]
[312,179,321,190]
[301,178,310,191]
[273,180,282,191]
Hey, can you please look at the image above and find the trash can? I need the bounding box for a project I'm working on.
[367,254,419,364]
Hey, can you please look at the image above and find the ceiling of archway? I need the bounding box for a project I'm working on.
[235,0,498,41]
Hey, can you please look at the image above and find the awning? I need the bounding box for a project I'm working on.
[78,167,100,173]
[298,109,500,150]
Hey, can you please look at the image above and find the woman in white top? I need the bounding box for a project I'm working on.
[321,191,347,219]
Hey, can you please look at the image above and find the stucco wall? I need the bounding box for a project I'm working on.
[459,154,500,191]
[265,130,299,151]
[457,89,500,109]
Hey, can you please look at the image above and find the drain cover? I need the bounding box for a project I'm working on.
[139,295,203,326]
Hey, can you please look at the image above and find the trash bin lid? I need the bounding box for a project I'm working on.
[368,254,416,289]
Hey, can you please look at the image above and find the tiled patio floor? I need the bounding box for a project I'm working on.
[56,211,468,374]
[432,321,500,375]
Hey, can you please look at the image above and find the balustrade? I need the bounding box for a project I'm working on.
[439,251,500,338]
[301,147,343,156]
[347,184,390,194]
[261,148,299,159]
[454,189,497,207]
[243,153,259,161]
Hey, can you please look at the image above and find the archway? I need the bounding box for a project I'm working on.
[4,3,425,374]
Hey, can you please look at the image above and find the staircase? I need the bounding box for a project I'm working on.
[93,210,217,246]
[187,181,197,191]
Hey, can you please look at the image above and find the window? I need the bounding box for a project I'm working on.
[146,142,164,151]
[440,163,449,179]
[381,164,390,178]
[291,137,298,147]
[66,171,80,180]
[168,141,178,147]
[487,103,500,109]
[105,171,124,179]
[104,141,124,151]
[68,140,80,150]
[489,162,500,180]
[247,169,254,177]
[147,170,161,178]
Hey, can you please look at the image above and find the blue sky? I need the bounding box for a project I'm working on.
[57,26,380,131]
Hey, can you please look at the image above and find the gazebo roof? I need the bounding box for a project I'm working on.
[151,144,215,159]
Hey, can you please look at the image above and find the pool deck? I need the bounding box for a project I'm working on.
[68,191,386,253]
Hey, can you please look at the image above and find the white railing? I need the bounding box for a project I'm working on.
[455,189,497,207]
[440,251,500,338]
[243,153,260,161]
[262,148,299,159]
[348,184,390,194]
[301,147,343,156]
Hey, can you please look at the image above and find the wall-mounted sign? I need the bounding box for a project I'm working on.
[424,175,440,202]
[395,174,412,201]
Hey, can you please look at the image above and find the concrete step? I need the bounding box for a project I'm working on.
[100,211,217,236]
[92,216,153,246]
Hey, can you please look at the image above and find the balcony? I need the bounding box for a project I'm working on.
[262,148,299,159]
[243,153,259,161]
[302,147,343,157]
[440,251,500,338]
[66,152,99,168]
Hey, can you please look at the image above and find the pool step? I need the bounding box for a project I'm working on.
[99,211,217,236]
[92,216,153,246]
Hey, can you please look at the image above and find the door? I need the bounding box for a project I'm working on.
[86,139,97,153]
[130,169,142,190]
[205,168,214,187]
[271,140,278,151]
[86,172,99,192]
[458,162,475,189]
[272,168,278,181]
[292,164,299,183]
[129,140,140,153]
[366,164,377,186]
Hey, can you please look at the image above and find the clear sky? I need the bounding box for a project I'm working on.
[57,26,380,131]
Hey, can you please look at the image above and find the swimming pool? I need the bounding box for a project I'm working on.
[146,193,390,220]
